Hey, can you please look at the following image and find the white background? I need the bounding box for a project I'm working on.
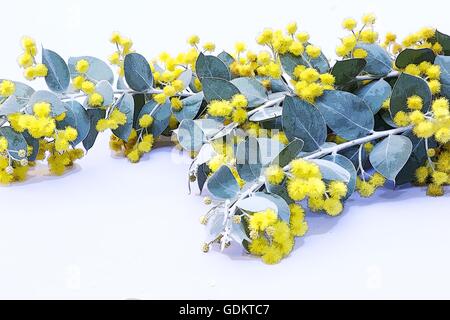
[0,0,449,299]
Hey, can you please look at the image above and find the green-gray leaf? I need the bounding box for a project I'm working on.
[112,93,134,141]
[270,138,304,168]
[236,136,262,182]
[201,77,240,102]
[309,159,351,183]
[83,109,106,151]
[0,127,27,160]
[355,79,391,114]
[196,53,230,80]
[68,56,114,84]
[230,77,268,108]
[177,119,205,152]
[315,90,374,140]
[331,58,366,85]
[207,165,240,200]
[356,43,392,76]
[42,48,70,93]
[124,53,153,92]
[323,154,357,199]
[369,135,413,181]
[281,96,327,152]
[395,48,435,69]
[173,92,204,122]
[27,90,66,116]
[390,73,432,117]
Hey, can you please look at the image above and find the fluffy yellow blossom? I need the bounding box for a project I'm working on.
[327,181,348,199]
[407,95,423,110]
[33,102,51,118]
[265,165,285,185]
[187,35,200,46]
[202,42,215,52]
[353,48,368,59]
[286,22,298,35]
[0,80,15,97]
[75,59,89,73]
[342,18,357,30]
[207,100,233,117]
[139,114,154,128]
[362,13,376,25]
[249,209,277,232]
[228,95,246,110]
[305,45,321,59]
[88,93,104,107]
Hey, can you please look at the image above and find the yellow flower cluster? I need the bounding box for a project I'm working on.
[45,142,84,175]
[401,61,442,95]
[109,128,155,163]
[96,108,127,131]
[286,159,348,216]
[336,14,378,58]
[72,59,105,108]
[207,94,248,124]
[229,47,281,79]
[17,36,48,80]
[292,66,335,103]
[415,143,450,196]
[247,208,293,264]
[355,172,386,197]
[0,152,29,185]
[205,140,245,187]
[401,27,442,54]
[8,102,56,138]
[0,80,16,97]
[394,97,450,144]
[247,203,308,264]
[109,32,134,77]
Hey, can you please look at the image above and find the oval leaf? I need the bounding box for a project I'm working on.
[207,165,240,200]
[68,56,114,84]
[195,53,230,80]
[201,77,240,103]
[309,159,351,183]
[230,77,268,108]
[83,109,106,151]
[173,92,204,122]
[112,93,134,141]
[270,138,304,168]
[331,58,366,85]
[369,135,413,181]
[390,73,432,117]
[323,154,357,199]
[0,127,27,160]
[355,79,391,114]
[124,53,153,92]
[42,48,70,93]
[356,43,392,76]
[395,48,436,69]
[236,136,262,182]
[281,96,327,152]
[315,90,374,140]
[177,119,205,152]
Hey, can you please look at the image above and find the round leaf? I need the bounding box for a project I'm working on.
[195,53,230,80]
[356,43,392,76]
[177,119,205,152]
[355,79,392,114]
[315,90,374,140]
[281,96,327,152]
[201,77,240,103]
[124,53,153,92]
[390,73,432,117]
[42,48,70,93]
[68,56,114,84]
[207,165,240,200]
[112,93,134,141]
[395,48,436,69]
[369,135,413,182]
